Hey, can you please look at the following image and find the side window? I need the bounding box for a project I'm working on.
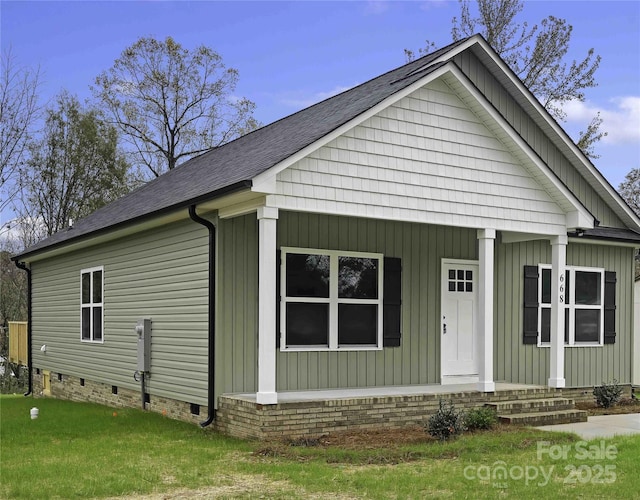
[537,265,604,346]
[81,267,104,342]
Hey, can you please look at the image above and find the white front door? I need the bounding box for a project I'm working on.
[441,260,478,383]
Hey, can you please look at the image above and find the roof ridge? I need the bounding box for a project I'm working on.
[190,36,477,163]
[13,34,484,260]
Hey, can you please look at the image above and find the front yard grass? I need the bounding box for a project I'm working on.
[1,395,639,499]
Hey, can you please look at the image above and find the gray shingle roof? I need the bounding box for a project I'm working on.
[15,38,468,260]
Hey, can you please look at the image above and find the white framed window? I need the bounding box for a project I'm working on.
[538,264,604,347]
[81,266,104,343]
[281,247,384,351]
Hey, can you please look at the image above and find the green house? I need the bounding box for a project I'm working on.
[13,35,640,436]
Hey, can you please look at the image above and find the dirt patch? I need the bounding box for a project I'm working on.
[105,472,358,500]
[252,425,437,465]
[256,425,433,453]
[576,397,640,416]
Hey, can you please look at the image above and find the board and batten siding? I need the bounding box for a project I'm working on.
[216,214,259,398]
[495,239,634,387]
[30,219,210,405]
[273,78,569,235]
[216,211,477,394]
[453,50,624,229]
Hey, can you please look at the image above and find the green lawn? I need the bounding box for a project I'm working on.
[1,395,638,499]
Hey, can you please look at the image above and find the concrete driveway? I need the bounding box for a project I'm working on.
[536,413,640,440]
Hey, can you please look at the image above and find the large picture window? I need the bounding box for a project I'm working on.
[81,267,104,342]
[281,248,383,350]
[538,265,604,346]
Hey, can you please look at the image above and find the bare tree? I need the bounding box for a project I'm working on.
[619,168,640,217]
[92,36,260,178]
[407,0,604,159]
[0,49,40,212]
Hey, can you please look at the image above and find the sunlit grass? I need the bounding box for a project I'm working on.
[1,395,638,499]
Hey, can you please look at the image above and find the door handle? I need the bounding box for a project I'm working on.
[443,316,447,334]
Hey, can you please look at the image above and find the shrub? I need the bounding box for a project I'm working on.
[593,379,624,408]
[465,406,497,430]
[427,399,466,441]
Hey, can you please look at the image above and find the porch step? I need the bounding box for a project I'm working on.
[487,397,588,426]
[485,398,575,414]
[498,409,588,426]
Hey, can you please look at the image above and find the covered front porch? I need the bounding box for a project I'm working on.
[215,383,570,439]
[253,208,574,404]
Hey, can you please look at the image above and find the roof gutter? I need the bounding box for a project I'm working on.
[12,180,252,263]
[188,205,216,427]
[14,261,32,397]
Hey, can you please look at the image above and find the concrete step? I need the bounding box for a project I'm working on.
[486,398,575,414]
[498,409,588,426]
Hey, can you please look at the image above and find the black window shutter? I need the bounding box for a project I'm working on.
[523,265,539,345]
[276,251,281,348]
[604,271,616,344]
[383,257,402,347]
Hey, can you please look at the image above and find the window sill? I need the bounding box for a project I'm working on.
[80,339,104,344]
[281,345,382,352]
[537,342,603,348]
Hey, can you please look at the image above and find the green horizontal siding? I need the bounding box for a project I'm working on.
[31,218,210,404]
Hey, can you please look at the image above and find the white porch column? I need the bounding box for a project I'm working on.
[549,235,567,388]
[477,229,496,392]
[256,206,279,404]
[633,274,640,386]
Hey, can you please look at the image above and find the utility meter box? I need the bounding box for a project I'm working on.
[135,318,151,372]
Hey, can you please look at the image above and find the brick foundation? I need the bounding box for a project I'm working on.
[215,387,567,440]
[31,368,636,440]
[31,369,205,425]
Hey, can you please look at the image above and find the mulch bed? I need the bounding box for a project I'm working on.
[253,400,640,458]
[575,397,640,416]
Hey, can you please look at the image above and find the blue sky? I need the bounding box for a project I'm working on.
[1,0,639,216]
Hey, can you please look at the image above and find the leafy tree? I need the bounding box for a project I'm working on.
[0,247,27,326]
[619,168,640,217]
[0,49,40,212]
[0,243,28,394]
[19,92,132,238]
[92,36,260,177]
[406,0,604,158]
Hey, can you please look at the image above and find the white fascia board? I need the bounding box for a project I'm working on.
[250,64,457,193]
[21,189,261,263]
[566,211,595,232]
[444,65,594,230]
[501,232,559,244]
[447,37,640,232]
[218,196,266,219]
